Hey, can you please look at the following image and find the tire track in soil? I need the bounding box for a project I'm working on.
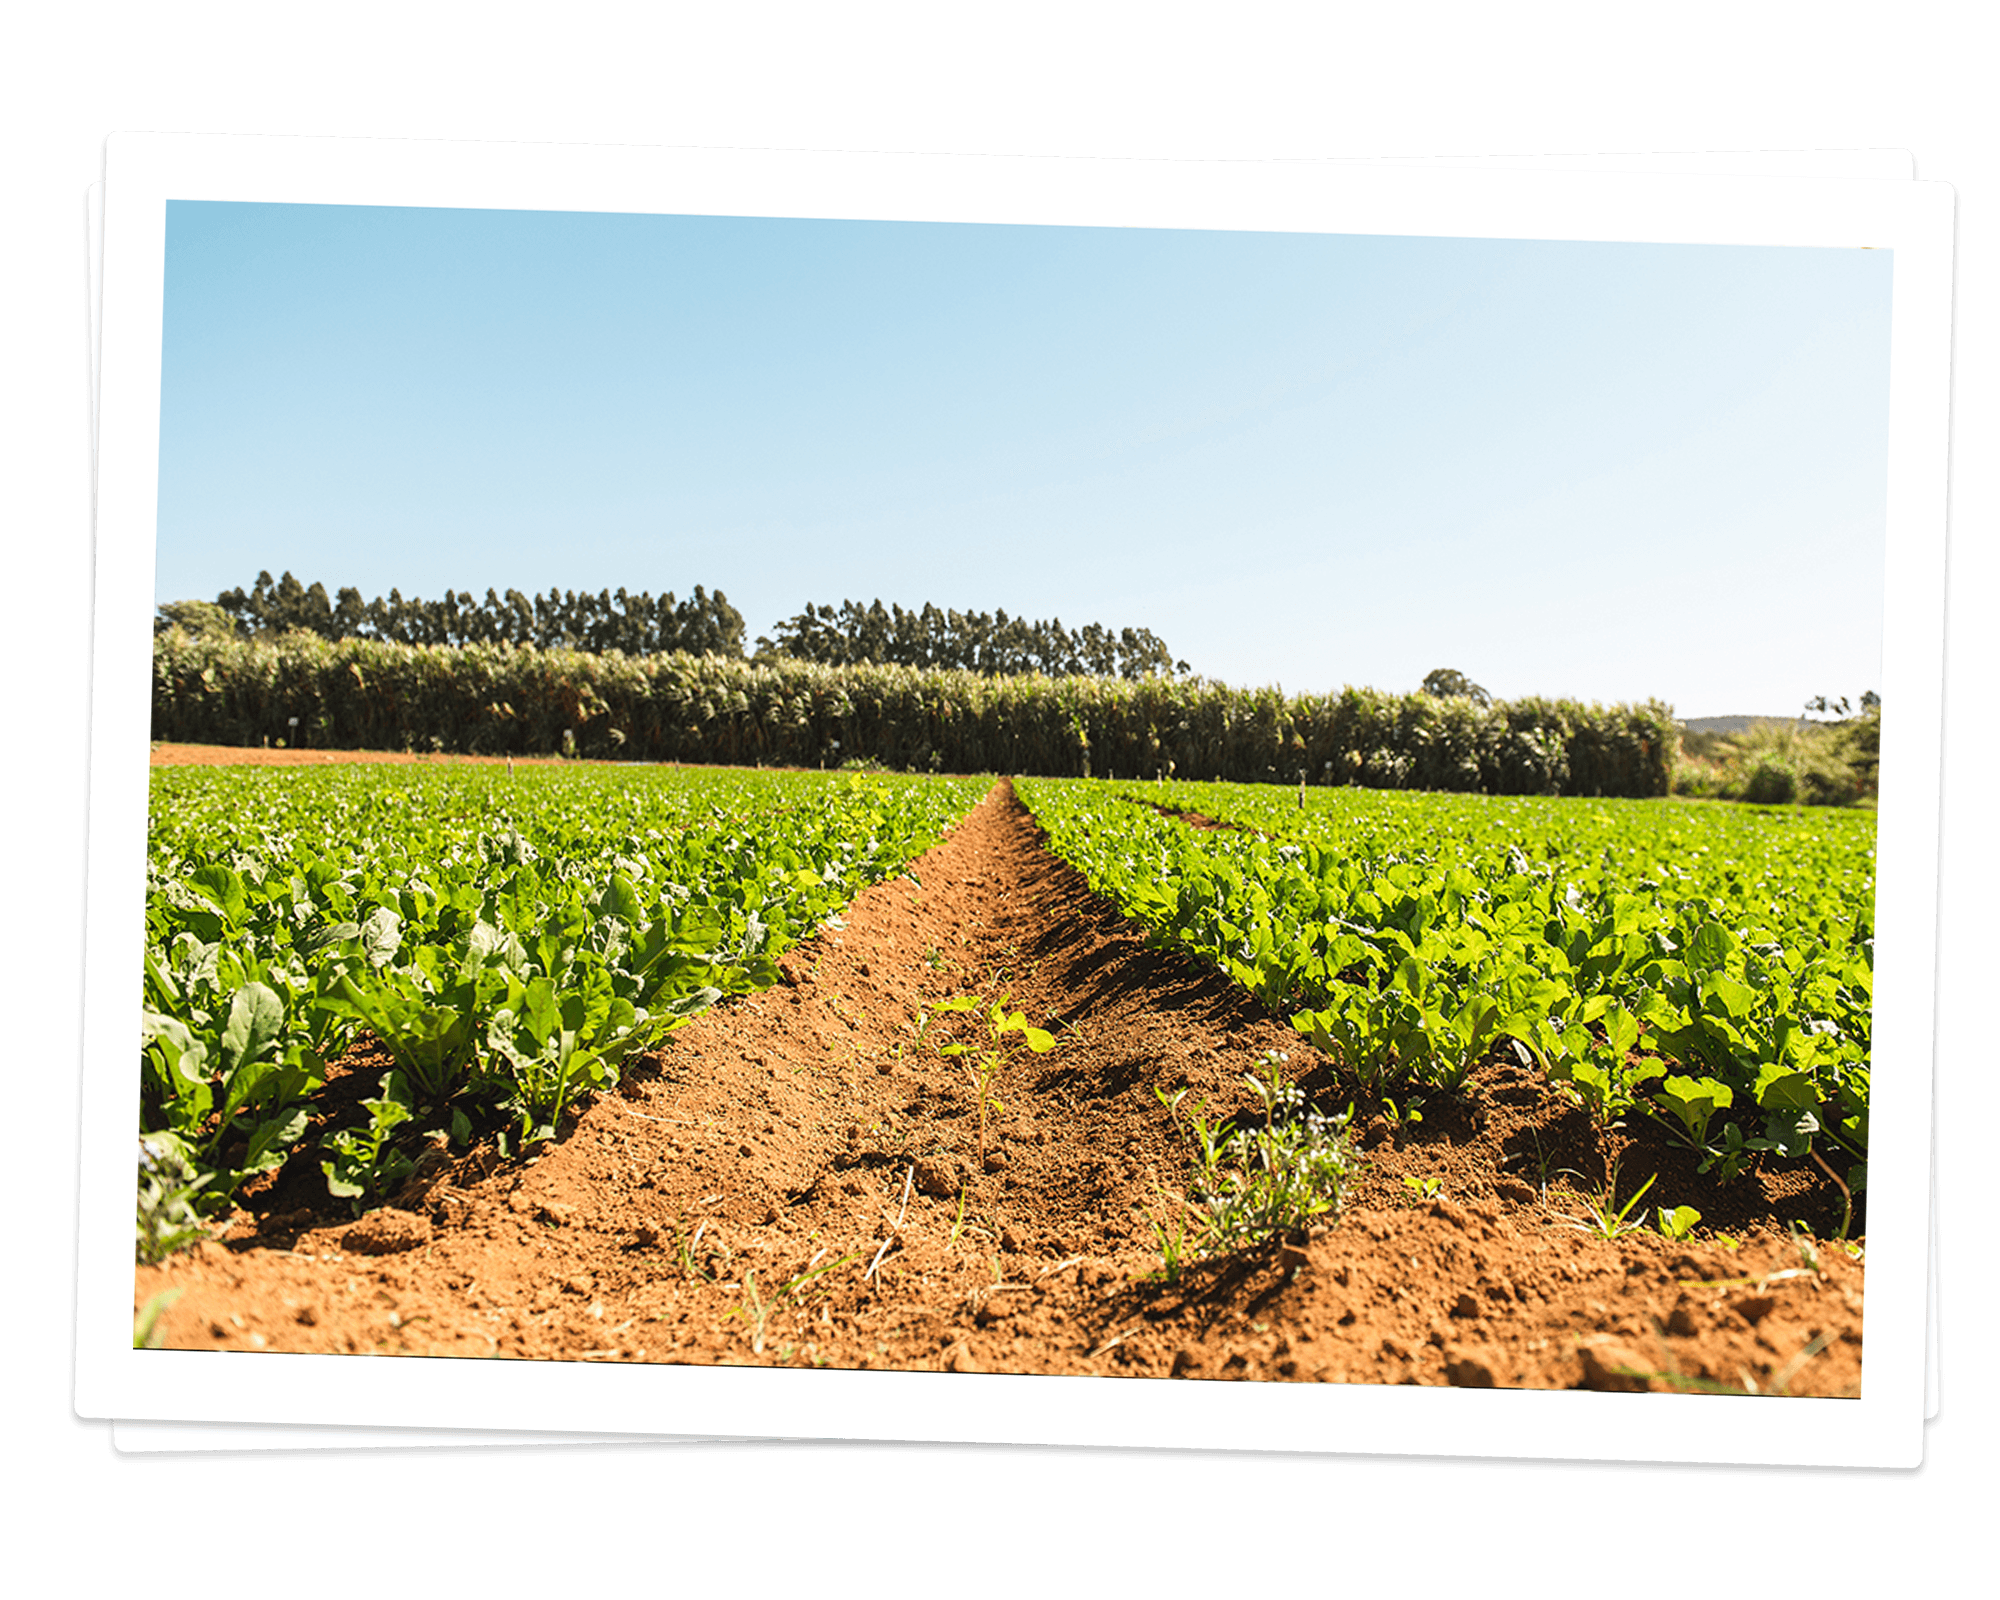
[136,778,1864,1395]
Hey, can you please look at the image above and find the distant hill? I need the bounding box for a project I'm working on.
[1680,714,1799,734]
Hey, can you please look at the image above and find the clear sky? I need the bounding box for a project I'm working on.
[157,201,1894,720]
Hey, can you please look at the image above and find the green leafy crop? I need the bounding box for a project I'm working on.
[140,764,988,1238]
[1019,773,1875,1186]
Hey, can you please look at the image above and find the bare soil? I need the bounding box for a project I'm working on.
[135,772,1864,1395]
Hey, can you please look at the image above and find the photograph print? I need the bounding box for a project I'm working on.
[134,196,1889,1399]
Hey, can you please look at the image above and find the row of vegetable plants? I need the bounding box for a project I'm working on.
[1015,777,1875,1196]
[139,763,988,1252]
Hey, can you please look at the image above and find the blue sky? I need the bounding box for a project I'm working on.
[157,202,1894,719]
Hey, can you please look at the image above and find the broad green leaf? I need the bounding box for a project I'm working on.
[1635,990,1686,1033]
[219,982,283,1072]
[242,1106,309,1168]
[1688,922,1738,969]
[1755,1066,1822,1113]
[521,975,560,1046]
[1658,1073,1733,1122]
[464,919,505,970]
[601,872,645,926]
[359,906,403,969]
[189,864,247,926]
[1702,972,1757,1021]
[1762,1107,1820,1158]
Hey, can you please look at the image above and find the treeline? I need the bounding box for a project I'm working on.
[151,630,1677,798]
[163,573,1191,681]
[165,571,749,657]
[758,599,1187,680]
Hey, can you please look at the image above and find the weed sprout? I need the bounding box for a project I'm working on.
[1151,1051,1358,1271]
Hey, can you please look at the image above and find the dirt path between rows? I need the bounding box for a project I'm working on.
[136,778,1863,1394]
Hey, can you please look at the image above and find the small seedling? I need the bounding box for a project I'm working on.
[1500,1128,1560,1200]
[728,1248,862,1355]
[1699,1119,1779,1184]
[133,1288,183,1349]
[1142,1190,1196,1284]
[730,1270,774,1354]
[1402,1174,1443,1203]
[1557,1158,1658,1240]
[1765,1332,1834,1396]
[934,991,1055,1164]
[1655,1203,1702,1241]
[677,1219,726,1283]
[1157,1051,1358,1262]
[136,1135,215,1264]
[1048,1011,1091,1048]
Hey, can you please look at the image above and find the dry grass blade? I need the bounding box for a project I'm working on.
[1765,1332,1833,1396]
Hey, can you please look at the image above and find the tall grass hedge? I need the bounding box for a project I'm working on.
[151,631,1677,798]
[1674,714,1880,807]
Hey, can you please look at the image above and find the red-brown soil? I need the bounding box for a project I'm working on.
[135,776,1864,1395]
[1123,795,1254,832]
